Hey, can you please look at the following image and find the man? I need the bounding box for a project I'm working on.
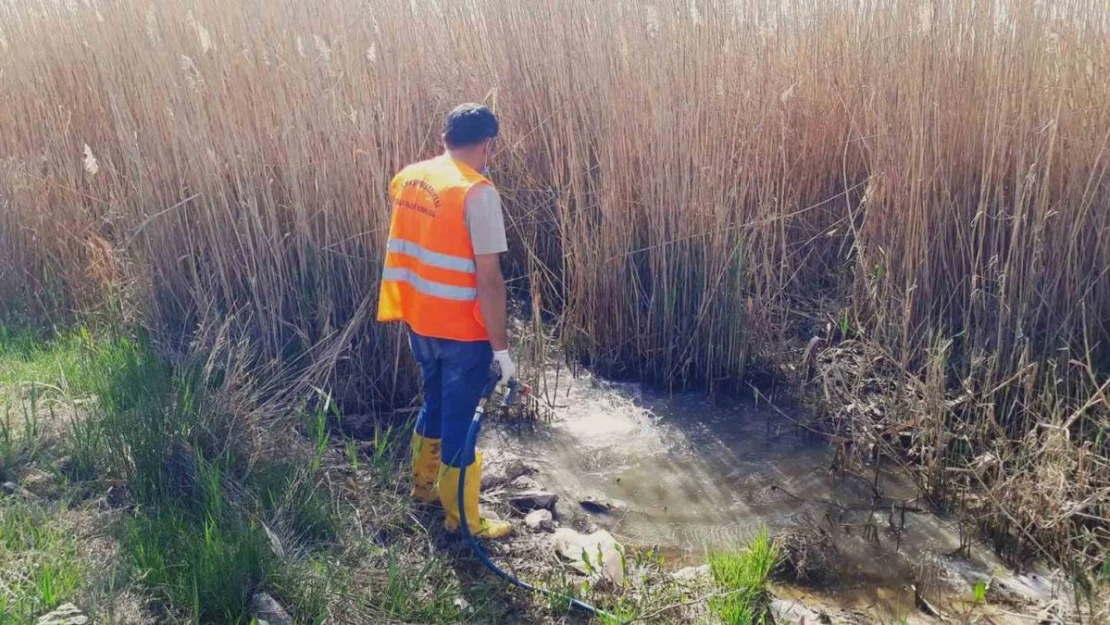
[377,103,515,539]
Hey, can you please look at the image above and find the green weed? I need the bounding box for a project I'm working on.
[65,411,102,483]
[598,606,641,625]
[308,394,331,473]
[708,527,779,625]
[0,329,83,395]
[75,333,347,622]
[0,396,48,480]
[125,508,271,624]
[34,559,78,610]
[0,407,15,479]
[254,462,340,546]
[344,437,360,472]
[0,501,83,623]
[269,557,336,625]
[21,386,41,441]
[838,308,852,339]
[973,580,988,604]
[366,423,402,481]
[0,326,106,485]
[540,576,586,619]
[0,327,504,625]
[368,550,494,623]
[79,334,185,505]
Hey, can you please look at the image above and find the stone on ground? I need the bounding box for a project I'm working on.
[552,527,624,586]
[508,490,558,512]
[524,508,554,532]
[509,475,542,491]
[480,454,538,489]
[21,468,60,498]
[2,481,36,499]
[672,564,711,584]
[771,598,832,624]
[36,604,88,625]
[250,592,292,625]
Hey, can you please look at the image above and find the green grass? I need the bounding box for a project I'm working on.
[379,552,470,621]
[0,501,84,625]
[0,327,82,385]
[268,557,336,625]
[0,326,434,624]
[0,328,292,623]
[0,328,89,482]
[707,527,780,625]
[253,462,341,546]
[67,333,292,623]
[124,509,271,624]
[0,328,96,625]
[78,333,204,506]
[0,324,711,625]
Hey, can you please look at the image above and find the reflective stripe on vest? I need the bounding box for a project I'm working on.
[385,238,477,274]
[380,267,478,301]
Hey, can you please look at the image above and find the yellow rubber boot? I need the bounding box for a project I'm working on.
[438,453,513,540]
[410,432,442,504]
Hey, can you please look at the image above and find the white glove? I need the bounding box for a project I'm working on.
[492,350,516,385]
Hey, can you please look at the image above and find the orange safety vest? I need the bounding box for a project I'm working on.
[376,154,491,341]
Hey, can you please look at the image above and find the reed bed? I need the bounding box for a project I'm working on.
[0,0,1107,574]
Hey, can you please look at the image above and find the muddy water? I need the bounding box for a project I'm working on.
[480,369,1072,621]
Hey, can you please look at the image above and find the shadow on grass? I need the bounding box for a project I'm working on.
[67,328,528,624]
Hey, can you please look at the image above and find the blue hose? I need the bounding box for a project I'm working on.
[457,377,620,622]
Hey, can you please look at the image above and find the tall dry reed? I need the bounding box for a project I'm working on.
[0,0,1107,570]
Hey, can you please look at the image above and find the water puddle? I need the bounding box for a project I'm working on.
[481,369,1073,622]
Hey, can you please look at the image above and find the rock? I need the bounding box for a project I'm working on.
[570,517,599,534]
[21,469,59,498]
[525,509,554,532]
[509,476,542,491]
[2,481,35,499]
[672,564,711,584]
[105,484,133,509]
[947,558,1069,609]
[508,490,558,513]
[770,598,831,625]
[993,571,1066,606]
[552,528,625,586]
[481,458,538,490]
[553,498,575,521]
[249,592,291,625]
[579,497,621,515]
[501,460,538,482]
[552,499,598,533]
[36,603,88,625]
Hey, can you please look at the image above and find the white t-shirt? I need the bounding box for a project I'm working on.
[465,184,508,255]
